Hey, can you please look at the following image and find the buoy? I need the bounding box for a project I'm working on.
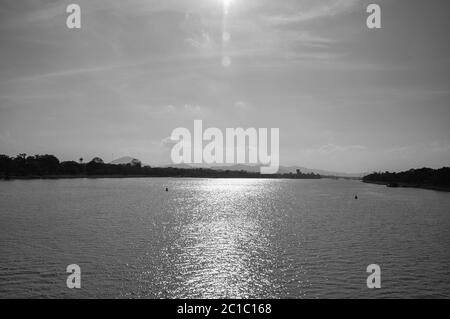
[355,195,358,199]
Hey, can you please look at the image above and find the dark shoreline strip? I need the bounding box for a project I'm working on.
[1,174,321,181]
[363,180,450,192]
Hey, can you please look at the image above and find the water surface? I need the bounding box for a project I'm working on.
[0,178,449,298]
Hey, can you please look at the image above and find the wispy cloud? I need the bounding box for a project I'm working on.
[264,0,359,25]
[306,143,367,156]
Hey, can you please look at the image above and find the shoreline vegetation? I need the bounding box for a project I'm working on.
[363,168,450,192]
[0,154,321,180]
[2,154,449,191]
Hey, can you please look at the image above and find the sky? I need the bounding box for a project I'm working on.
[0,0,449,173]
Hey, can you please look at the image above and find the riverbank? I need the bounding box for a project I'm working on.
[363,180,450,192]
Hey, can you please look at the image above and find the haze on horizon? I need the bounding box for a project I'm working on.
[0,0,449,174]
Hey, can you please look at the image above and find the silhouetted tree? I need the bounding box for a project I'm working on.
[86,157,105,175]
[90,157,104,164]
[363,167,450,188]
[60,161,82,175]
[131,159,142,168]
[0,155,12,177]
[1,153,323,180]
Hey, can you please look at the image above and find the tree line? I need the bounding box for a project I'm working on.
[0,154,321,179]
[363,167,450,188]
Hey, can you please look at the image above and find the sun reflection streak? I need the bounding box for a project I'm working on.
[169,179,279,298]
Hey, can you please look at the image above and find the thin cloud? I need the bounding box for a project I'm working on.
[307,144,367,155]
[265,0,359,25]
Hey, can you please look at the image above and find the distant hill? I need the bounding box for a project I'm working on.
[110,156,141,165]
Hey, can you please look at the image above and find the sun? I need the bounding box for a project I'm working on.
[223,0,233,14]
